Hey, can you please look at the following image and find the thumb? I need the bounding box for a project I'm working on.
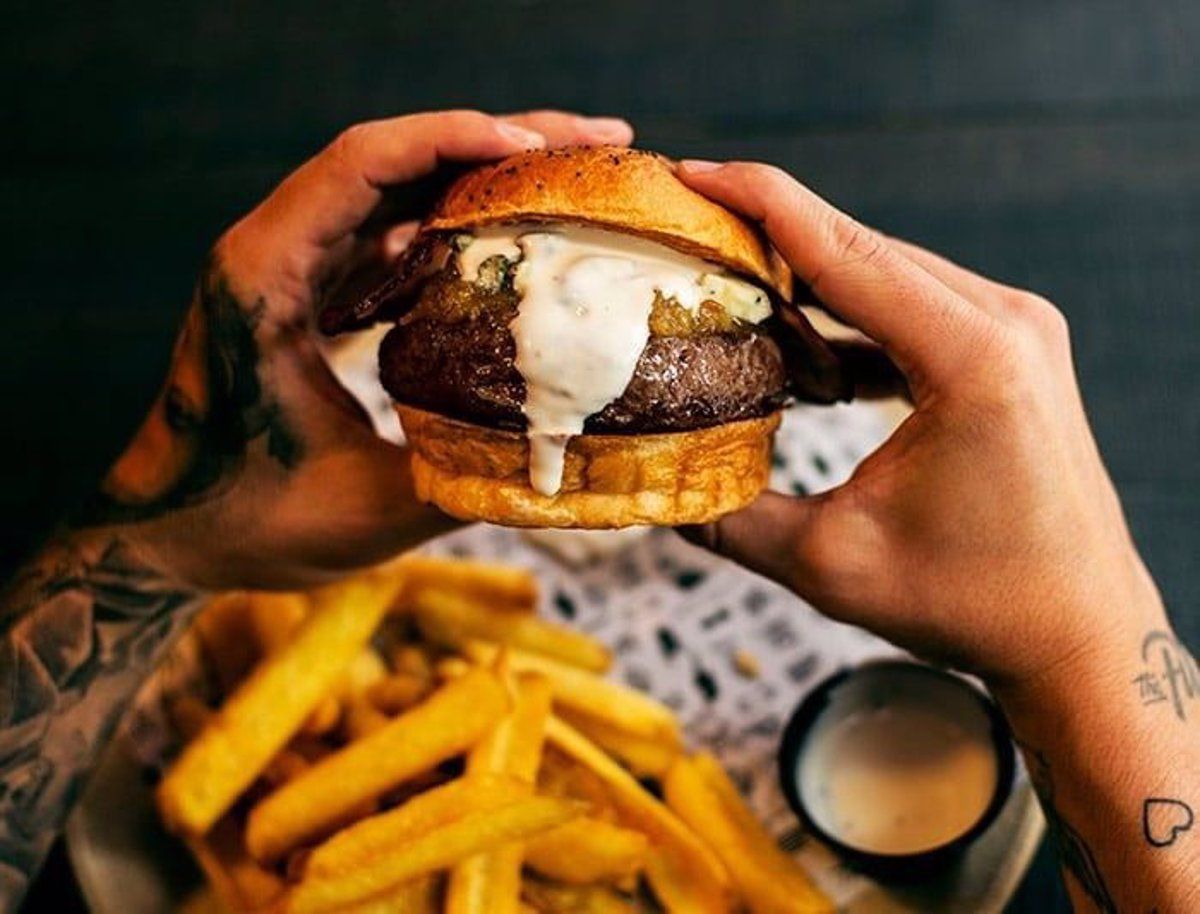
[679,490,826,593]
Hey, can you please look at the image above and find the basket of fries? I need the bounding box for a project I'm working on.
[151,552,834,914]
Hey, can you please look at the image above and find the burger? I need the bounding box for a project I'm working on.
[321,146,847,528]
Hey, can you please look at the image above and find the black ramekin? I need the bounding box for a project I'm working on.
[777,659,1016,879]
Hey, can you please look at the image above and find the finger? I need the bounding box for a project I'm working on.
[679,491,820,595]
[501,110,634,147]
[884,236,1013,317]
[354,113,631,240]
[382,221,421,259]
[240,111,546,274]
[676,161,985,386]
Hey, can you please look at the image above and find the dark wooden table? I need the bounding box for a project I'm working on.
[4,2,1197,911]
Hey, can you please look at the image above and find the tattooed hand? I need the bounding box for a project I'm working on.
[93,109,634,590]
[677,160,1200,912]
[0,110,633,910]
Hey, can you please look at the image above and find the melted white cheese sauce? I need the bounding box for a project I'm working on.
[798,686,999,855]
[457,224,769,495]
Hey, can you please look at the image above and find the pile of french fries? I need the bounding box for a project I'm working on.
[157,554,833,914]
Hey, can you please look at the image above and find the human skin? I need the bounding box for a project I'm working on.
[0,109,632,910]
[1,113,1194,913]
[676,158,1199,913]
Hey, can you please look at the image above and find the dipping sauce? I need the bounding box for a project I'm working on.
[781,662,1012,864]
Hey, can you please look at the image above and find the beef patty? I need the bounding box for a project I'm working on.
[378,298,787,435]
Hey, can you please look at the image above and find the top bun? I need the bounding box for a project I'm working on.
[425,146,792,301]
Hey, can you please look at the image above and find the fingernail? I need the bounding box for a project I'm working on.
[679,159,722,174]
[580,116,632,140]
[497,122,546,149]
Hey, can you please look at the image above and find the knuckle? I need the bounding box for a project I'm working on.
[437,108,489,130]
[514,107,569,120]
[740,161,795,193]
[790,496,877,605]
[330,121,371,165]
[827,214,889,271]
[1006,290,1071,350]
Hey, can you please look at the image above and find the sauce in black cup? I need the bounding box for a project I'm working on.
[778,660,1016,878]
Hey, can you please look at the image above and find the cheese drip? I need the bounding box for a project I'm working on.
[458,224,769,495]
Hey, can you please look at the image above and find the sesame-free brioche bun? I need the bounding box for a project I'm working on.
[384,145,790,529]
[426,145,792,300]
[398,405,781,528]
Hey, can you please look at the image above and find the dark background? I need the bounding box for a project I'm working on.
[5,2,1198,911]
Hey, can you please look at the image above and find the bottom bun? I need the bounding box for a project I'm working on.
[397,404,781,529]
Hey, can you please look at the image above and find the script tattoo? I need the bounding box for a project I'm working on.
[77,259,304,527]
[0,535,201,908]
[1131,631,1199,722]
[1022,743,1118,914]
[1143,798,1195,849]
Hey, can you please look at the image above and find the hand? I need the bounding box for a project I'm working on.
[676,159,1167,696]
[92,110,633,589]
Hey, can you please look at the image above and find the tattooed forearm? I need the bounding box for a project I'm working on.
[1022,743,1119,914]
[78,259,303,527]
[0,533,202,908]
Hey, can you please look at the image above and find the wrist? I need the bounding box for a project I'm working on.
[988,551,1170,713]
[991,599,1186,750]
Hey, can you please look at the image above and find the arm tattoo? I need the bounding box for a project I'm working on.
[1131,631,1198,722]
[1143,797,1194,848]
[0,534,202,909]
[1023,744,1119,914]
[77,259,304,527]
[0,253,322,905]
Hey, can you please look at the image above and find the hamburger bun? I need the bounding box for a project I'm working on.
[426,146,792,300]
[399,404,780,528]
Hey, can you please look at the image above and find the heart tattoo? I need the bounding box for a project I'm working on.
[1143,798,1195,848]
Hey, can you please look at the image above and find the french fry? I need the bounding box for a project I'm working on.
[389,643,436,682]
[333,649,390,743]
[465,672,553,783]
[539,749,621,825]
[192,592,259,693]
[366,673,432,715]
[447,673,554,914]
[520,878,637,914]
[185,815,286,913]
[336,649,389,698]
[341,695,391,741]
[331,874,442,914]
[464,643,678,742]
[300,695,341,736]
[545,717,732,914]
[262,748,311,789]
[245,668,509,862]
[245,591,309,654]
[415,589,611,672]
[397,554,538,611]
[524,818,647,885]
[664,754,833,914]
[557,709,681,780]
[643,847,731,914]
[690,754,781,853]
[306,774,527,875]
[282,797,585,914]
[436,656,473,681]
[158,575,402,836]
